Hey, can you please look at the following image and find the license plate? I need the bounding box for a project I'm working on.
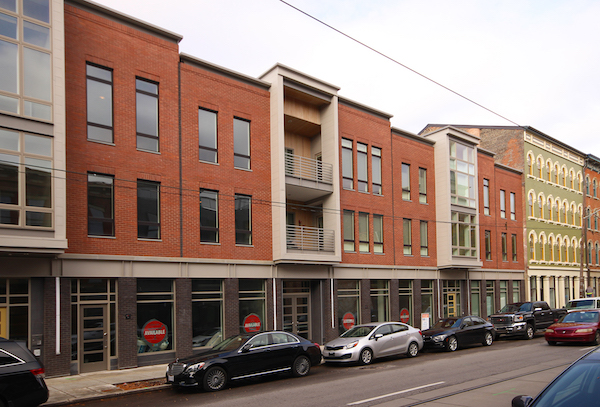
[167,374,174,382]
[329,352,334,356]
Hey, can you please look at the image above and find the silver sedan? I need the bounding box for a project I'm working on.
[323,322,423,365]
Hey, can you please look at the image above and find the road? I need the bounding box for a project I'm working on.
[62,335,592,407]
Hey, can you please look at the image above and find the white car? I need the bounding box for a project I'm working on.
[323,322,423,365]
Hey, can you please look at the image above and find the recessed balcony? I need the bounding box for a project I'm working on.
[285,152,333,202]
[286,225,335,253]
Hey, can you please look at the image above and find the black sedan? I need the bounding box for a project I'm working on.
[0,338,49,407]
[421,316,494,352]
[166,331,322,391]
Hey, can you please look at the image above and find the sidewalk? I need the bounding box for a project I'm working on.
[43,364,168,406]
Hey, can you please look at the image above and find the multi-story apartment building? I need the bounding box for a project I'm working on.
[0,0,527,377]
[421,125,596,308]
[584,154,600,292]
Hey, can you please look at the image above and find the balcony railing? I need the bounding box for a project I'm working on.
[285,153,333,185]
[286,225,335,253]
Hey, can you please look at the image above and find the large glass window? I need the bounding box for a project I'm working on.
[486,281,495,317]
[198,108,217,163]
[370,280,389,322]
[87,173,114,237]
[471,281,480,316]
[0,0,51,120]
[137,180,160,239]
[342,138,353,189]
[483,178,490,215]
[137,279,173,353]
[510,192,516,220]
[0,128,52,228]
[0,279,29,344]
[513,281,521,303]
[500,190,506,219]
[373,214,383,254]
[484,230,492,260]
[357,142,368,193]
[200,189,218,243]
[419,168,427,204]
[343,210,355,252]
[402,163,410,200]
[449,140,475,208]
[403,218,412,255]
[192,279,223,348]
[399,280,413,326]
[451,211,477,257]
[512,234,518,262]
[372,147,381,195]
[421,280,434,329]
[86,64,113,143]
[500,281,508,310]
[337,280,360,335]
[136,78,159,152]
[358,212,369,253]
[239,279,265,333]
[235,194,251,245]
[502,232,508,261]
[233,118,250,170]
[420,221,428,256]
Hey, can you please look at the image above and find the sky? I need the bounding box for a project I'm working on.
[91,0,600,156]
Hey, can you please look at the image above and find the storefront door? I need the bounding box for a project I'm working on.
[283,294,310,339]
[447,293,457,317]
[80,304,108,373]
[0,308,6,338]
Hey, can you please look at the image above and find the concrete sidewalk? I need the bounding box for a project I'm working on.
[43,364,168,406]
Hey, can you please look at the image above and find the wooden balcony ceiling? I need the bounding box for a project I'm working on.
[284,114,321,138]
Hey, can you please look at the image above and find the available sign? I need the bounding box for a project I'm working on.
[342,312,355,330]
[243,313,261,333]
[142,319,167,345]
[400,308,410,323]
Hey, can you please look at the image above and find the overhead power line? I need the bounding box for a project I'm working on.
[278,0,522,128]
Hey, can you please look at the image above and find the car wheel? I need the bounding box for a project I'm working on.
[203,366,227,392]
[359,348,373,365]
[547,340,557,346]
[446,336,458,352]
[291,355,311,377]
[406,342,419,358]
[482,331,493,346]
[524,324,534,340]
[593,331,600,346]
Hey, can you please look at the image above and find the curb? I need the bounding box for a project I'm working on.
[44,381,170,406]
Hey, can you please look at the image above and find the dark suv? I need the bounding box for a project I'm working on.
[0,338,49,407]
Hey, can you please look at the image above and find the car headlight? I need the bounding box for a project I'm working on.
[576,329,593,333]
[345,341,359,349]
[514,315,524,322]
[433,335,447,342]
[185,362,206,376]
[546,328,554,333]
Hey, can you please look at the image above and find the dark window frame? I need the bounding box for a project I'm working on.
[235,194,252,245]
[135,78,159,152]
[198,107,218,163]
[233,117,251,170]
[200,189,219,243]
[137,180,160,239]
[86,63,113,143]
[87,173,114,237]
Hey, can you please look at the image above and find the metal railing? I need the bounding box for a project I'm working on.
[285,153,333,185]
[286,225,335,253]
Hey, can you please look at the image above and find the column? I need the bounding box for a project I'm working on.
[542,276,550,304]
[557,276,565,308]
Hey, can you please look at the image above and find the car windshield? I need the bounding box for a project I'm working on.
[211,335,248,351]
[566,300,596,310]
[531,360,600,406]
[500,303,532,312]
[340,325,376,338]
[432,318,461,329]
[559,312,600,323]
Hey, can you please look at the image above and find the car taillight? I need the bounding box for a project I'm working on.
[419,330,422,336]
[314,343,320,347]
[30,367,45,379]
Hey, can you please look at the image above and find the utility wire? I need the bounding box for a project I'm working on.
[278,0,522,128]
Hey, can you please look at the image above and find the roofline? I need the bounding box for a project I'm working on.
[66,0,183,43]
[259,63,340,93]
[339,97,393,120]
[495,163,523,175]
[180,54,271,90]
[391,127,435,145]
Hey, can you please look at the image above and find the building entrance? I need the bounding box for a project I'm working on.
[79,304,108,373]
[283,281,311,339]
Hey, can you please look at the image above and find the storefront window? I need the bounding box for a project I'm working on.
[337,280,359,335]
[370,280,389,322]
[192,279,222,348]
[398,280,413,326]
[239,279,265,333]
[513,280,521,303]
[137,279,173,353]
[500,281,508,310]
[0,279,29,344]
[443,280,461,317]
[421,280,434,329]
[471,281,480,317]
[486,281,495,317]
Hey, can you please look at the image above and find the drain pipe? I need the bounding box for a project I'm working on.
[55,276,60,355]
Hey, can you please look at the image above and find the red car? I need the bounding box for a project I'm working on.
[545,310,600,346]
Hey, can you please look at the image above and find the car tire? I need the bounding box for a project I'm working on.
[406,342,419,358]
[593,331,600,346]
[359,348,373,365]
[445,336,458,352]
[203,366,227,392]
[482,331,493,346]
[291,355,311,377]
[547,340,557,346]
[524,324,535,340]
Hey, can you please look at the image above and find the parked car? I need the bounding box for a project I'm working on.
[565,297,600,312]
[323,322,423,365]
[512,346,600,406]
[0,337,49,407]
[489,301,567,340]
[166,331,321,391]
[545,310,600,346]
[421,316,494,352]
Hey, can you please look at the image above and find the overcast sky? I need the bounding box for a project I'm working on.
[92,0,600,156]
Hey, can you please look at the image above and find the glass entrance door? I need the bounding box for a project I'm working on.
[80,304,108,373]
[283,294,310,339]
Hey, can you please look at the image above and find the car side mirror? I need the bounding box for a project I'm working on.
[374,333,383,341]
[511,395,533,407]
[460,324,466,329]
[241,344,251,353]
